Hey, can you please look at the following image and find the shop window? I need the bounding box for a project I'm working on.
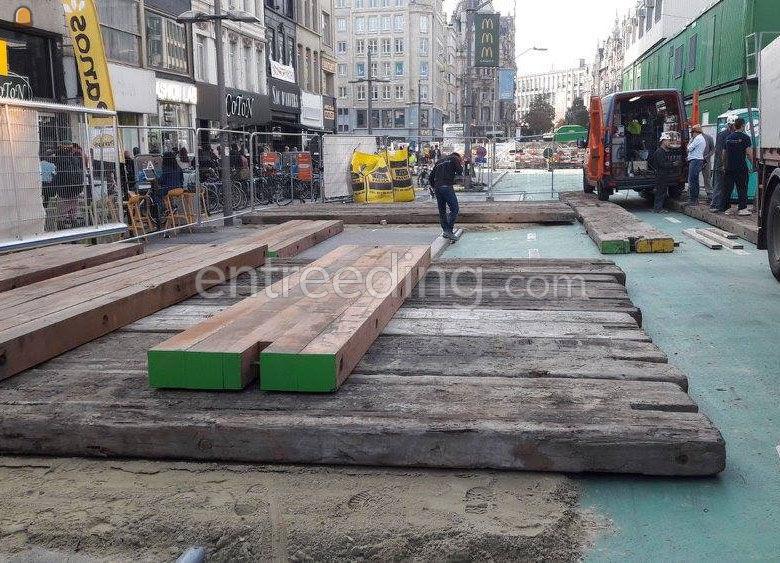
[370,109,380,129]
[356,109,367,128]
[145,12,189,74]
[394,109,405,127]
[96,0,141,66]
[381,109,393,128]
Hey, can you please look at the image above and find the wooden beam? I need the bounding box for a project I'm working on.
[682,229,722,249]
[697,229,744,249]
[0,242,144,292]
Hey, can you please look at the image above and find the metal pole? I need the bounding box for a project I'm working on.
[214,0,233,226]
[367,50,373,136]
[113,116,126,224]
[463,0,474,190]
[417,78,422,147]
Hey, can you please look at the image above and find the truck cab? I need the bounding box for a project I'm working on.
[583,89,689,201]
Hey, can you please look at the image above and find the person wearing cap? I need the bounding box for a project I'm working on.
[686,124,706,205]
[711,115,736,212]
[650,132,675,212]
[719,117,753,215]
[429,152,464,240]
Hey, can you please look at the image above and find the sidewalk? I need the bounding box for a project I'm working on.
[667,200,759,244]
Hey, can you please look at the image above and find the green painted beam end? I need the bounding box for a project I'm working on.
[259,352,338,392]
[148,349,247,390]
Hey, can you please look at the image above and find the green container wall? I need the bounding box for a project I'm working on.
[621,0,779,118]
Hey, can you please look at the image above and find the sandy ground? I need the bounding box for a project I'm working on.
[0,457,603,562]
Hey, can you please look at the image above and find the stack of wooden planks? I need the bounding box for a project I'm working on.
[0,242,144,292]
[0,257,725,475]
[148,245,431,391]
[668,200,758,244]
[560,192,675,254]
[682,227,744,250]
[241,201,576,225]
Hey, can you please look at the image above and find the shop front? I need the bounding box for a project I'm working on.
[267,77,301,148]
[107,64,158,154]
[195,82,270,130]
[0,20,65,101]
[150,77,198,152]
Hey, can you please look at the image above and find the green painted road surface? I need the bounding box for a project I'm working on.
[444,196,780,561]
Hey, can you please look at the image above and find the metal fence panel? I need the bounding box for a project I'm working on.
[0,99,124,251]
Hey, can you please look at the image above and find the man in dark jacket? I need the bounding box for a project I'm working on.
[649,132,674,213]
[429,152,463,239]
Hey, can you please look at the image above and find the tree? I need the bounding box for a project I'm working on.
[521,95,555,136]
[565,97,590,127]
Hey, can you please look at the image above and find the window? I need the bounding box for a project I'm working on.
[337,63,347,76]
[419,108,429,128]
[688,34,698,71]
[381,38,391,55]
[419,15,428,33]
[337,18,346,32]
[394,38,404,54]
[145,12,189,74]
[395,0,406,5]
[655,0,663,22]
[383,61,391,76]
[357,109,367,128]
[368,16,378,32]
[646,6,654,30]
[312,0,320,32]
[395,61,404,76]
[195,35,208,80]
[381,109,393,127]
[96,0,141,65]
[338,85,347,97]
[356,39,365,54]
[381,15,391,31]
[230,40,239,88]
[420,83,428,101]
[370,109,380,128]
[393,15,404,32]
[336,0,347,7]
[356,62,365,76]
[369,0,379,7]
[356,84,366,100]
[394,109,405,127]
[244,43,253,90]
[382,84,391,99]
[355,17,365,33]
[419,61,428,76]
[337,41,347,54]
[674,45,684,78]
[322,12,332,46]
[370,61,377,77]
[394,84,404,99]
[371,85,379,100]
[419,37,429,55]
[368,39,378,54]
[355,0,363,6]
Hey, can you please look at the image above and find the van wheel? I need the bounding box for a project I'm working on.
[597,182,611,201]
[767,186,780,282]
[583,170,594,193]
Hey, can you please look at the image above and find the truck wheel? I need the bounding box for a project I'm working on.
[597,181,611,201]
[767,186,780,282]
[583,170,594,193]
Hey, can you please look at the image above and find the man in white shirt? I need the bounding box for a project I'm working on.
[686,124,706,205]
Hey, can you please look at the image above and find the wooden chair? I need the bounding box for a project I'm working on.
[126,193,150,237]
[182,188,208,224]
[162,188,190,233]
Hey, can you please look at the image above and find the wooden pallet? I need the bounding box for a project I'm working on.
[148,245,432,391]
[0,258,725,475]
[560,192,675,254]
[241,201,576,225]
[0,242,144,292]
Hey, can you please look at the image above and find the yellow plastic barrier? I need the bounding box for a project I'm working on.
[366,155,394,203]
[386,148,415,202]
[351,151,378,204]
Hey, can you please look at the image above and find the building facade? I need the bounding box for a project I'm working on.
[333,0,452,142]
[450,2,516,139]
[516,59,591,124]
[592,15,626,97]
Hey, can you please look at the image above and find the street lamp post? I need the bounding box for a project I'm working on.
[177,5,259,227]
[349,50,388,137]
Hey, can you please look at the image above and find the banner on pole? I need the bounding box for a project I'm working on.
[474,13,500,67]
[498,69,515,100]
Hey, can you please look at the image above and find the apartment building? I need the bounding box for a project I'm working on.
[333,0,451,142]
[516,59,591,123]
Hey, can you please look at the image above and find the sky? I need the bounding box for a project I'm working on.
[443,0,635,75]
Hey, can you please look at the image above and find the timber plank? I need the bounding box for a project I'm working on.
[0,242,144,292]
[683,229,722,249]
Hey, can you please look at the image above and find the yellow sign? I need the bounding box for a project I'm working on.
[0,40,8,76]
[62,0,115,122]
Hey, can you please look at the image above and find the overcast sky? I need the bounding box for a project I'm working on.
[443,0,635,75]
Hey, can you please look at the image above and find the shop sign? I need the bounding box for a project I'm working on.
[300,91,323,129]
[474,13,500,67]
[0,74,32,100]
[321,57,337,74]
[226,92,255,119]
[270,60,296,83]
[270,79,300,113]
[322,96,336,130]
[156,78,197,105]
[61,0,115,121]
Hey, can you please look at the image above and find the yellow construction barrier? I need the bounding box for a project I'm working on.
[351,151,377,204]
[387,148,415,202]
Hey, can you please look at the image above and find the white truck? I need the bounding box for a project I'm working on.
[758,37,780,280]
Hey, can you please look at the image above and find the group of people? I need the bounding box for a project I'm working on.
[651,116,753,215]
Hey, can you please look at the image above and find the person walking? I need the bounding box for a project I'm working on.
[650,132,675,213]
[686,124,706,205]
[718,117,753,215]
[701,128,715,199]
[711,115,736,212]
[429,152,463,240]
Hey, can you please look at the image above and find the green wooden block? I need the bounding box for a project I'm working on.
[260,352,338,392]
[148,350,184,388]
[599,240,630,254]
[267,249,279,258]
[148,349,247,390]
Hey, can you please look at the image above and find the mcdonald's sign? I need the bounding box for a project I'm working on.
[474,13,500,67]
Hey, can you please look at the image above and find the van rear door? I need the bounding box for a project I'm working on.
[587,96,605,181]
